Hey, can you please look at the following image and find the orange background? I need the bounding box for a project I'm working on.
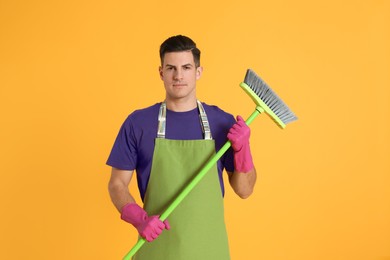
[1,1,389,259]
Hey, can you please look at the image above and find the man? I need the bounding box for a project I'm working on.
[107,35,256,259]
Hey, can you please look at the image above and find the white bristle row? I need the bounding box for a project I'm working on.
[244,69,297,124]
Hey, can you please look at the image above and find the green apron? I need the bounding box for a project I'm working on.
[133,101,230,260]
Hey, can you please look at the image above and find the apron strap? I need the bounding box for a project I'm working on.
[157,100,212,140]
[197,100,212,140]
[157,102,167,139]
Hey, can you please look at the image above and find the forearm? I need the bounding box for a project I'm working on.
[108,174,136,212]
[227,115,258,199]
[108,183,135,212]
[228,168,257,199]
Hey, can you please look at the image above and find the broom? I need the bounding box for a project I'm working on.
[123,69,297,259]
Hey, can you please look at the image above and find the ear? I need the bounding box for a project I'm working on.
[159,66,163,80]
[196,66,203,80]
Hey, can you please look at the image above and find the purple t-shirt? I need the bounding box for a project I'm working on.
[106,102,236,201]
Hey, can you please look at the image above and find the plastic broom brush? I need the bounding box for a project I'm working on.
[240,68,297,127]
[122,69,297,259]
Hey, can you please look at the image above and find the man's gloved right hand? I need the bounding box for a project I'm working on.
[121,203,170,242]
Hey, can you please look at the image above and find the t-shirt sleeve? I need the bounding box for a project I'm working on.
[224,147,235,173]
[222,115,236,173]
[106,116,137,171]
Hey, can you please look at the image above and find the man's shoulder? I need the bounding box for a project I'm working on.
[128,103,161,119]
[202,102,234,120]
[120,103,161,129]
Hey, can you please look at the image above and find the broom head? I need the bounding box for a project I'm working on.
[240,69,298,129]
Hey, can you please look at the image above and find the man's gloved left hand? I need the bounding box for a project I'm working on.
[227,115,254,173]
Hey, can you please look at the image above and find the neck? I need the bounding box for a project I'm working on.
[165,97,197,112]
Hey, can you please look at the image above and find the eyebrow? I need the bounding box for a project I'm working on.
[165,63,194,68]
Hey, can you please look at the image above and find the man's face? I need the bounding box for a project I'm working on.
[159,51,202,102]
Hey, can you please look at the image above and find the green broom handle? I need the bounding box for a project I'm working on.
[123,106,263,260]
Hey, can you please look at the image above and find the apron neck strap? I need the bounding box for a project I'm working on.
[157,100,212,140]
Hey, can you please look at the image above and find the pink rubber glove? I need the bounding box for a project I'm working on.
[121,203,170,242]
[227,115,254,173]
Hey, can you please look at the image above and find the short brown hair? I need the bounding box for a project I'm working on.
[159,35,201,67]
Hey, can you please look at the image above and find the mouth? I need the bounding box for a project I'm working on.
[173,83,187,87]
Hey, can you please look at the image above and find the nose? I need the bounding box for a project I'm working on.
[173,68,183,81]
